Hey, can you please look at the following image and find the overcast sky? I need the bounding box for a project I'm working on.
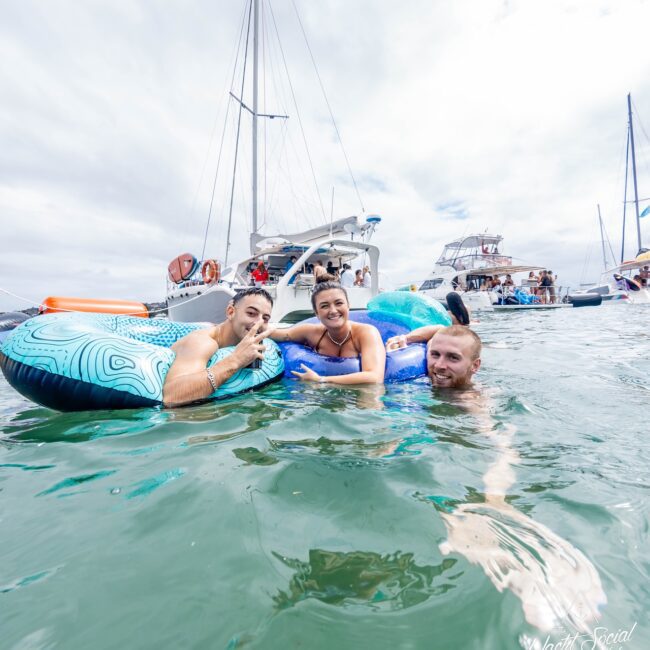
[2,0,650,312]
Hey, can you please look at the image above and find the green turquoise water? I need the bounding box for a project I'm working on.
[1,306,648,649]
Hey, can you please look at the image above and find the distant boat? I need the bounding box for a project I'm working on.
[416,233,568,311]
[572,94,650,304]
[165,0,382,324]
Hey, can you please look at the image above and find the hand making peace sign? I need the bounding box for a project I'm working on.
[232,318,274,368]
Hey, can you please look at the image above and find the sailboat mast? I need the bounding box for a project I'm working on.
[627,93,643,252]
[597,204,608,270]
[251,0,259,253]
[621,124,630,263]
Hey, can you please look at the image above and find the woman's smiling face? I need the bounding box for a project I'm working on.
[314,289,349,328]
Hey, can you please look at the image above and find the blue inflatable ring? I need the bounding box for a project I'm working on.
[0,313,284,411]
[280,292,451,382]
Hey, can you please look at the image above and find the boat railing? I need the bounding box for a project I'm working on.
[492,283,570,304]
[436,252,514,270]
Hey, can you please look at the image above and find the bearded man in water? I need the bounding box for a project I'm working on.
[426,325,481,389]
[387,324,481,389]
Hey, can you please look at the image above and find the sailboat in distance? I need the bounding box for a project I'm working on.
[166,0,382,323]
[572,93,650,304]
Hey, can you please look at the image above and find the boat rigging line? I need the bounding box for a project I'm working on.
[290,0,365,214]
[224,2,254,268]
[201,2,250,263]
[267,1,327,224]
[621,115,630,263]
[627,93,643,253]
[596,204,616,270]
[199,0,369,270]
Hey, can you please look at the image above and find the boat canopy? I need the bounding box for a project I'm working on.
[436,233,508,269]
[250,216,370,251]
[442,234,503,249]
[606,259,649,274]
[455,264,540,278]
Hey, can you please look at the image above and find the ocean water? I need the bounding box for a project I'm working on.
[1,305,648,650]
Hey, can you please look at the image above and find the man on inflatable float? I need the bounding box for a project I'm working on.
[163,288,275,406]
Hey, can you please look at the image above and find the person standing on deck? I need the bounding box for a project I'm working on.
[313,260,327,282]
[547,270,557,303]
[339,264,354,288]
[251,261,269,286]
[284,256,298,285]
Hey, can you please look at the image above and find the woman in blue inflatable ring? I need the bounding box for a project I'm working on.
[270,281,385,384]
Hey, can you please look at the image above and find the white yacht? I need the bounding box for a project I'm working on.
[166,216,381,323]
[416,234,565,311]
[165,0,382,324]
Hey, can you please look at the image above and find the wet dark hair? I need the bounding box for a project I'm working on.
[232,287,273,306]
[310,281,348,311]
[445,292,470,326]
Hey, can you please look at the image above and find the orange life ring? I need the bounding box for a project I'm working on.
[201,259,221,284]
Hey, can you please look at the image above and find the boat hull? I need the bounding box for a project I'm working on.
[492,303,572,311]
[167,285,236,323]
[419,288,493,312]
[167,283,374,323]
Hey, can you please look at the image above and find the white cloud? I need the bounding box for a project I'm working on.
[2,0,650,311]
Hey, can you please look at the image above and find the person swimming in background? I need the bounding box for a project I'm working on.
[269,281,385,384]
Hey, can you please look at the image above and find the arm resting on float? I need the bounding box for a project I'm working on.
[163,355,242,407]
[163,322,269,406]
[269,323,314,344]
[386,325,445,351]
[405,325,445,344]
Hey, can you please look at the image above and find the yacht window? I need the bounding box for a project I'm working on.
[420,278,444,290]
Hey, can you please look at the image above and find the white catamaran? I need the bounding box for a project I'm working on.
[572,94,650,304]
[166,0,381,324]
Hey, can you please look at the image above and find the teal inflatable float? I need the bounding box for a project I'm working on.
[0,313,284,411]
